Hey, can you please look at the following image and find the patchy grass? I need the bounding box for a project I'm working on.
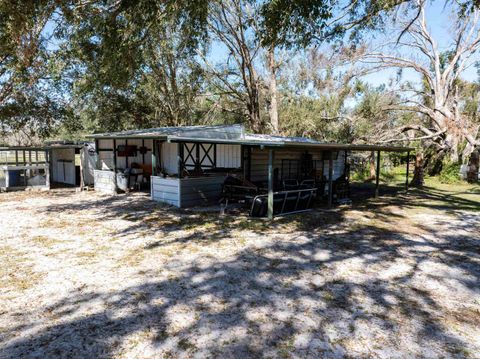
[0,185,479,358]
[31,235,59,246]
[0,245,43,291]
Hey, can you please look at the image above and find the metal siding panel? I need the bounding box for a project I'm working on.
[161,142,178,175]
[143,139,153,165]
[178,176,224,207]
[99,152,114,170]
[94,170,116,194]
[151,176,180,207]
[98,139,114,149]
[152,191,179,201]
[216,144,241,168]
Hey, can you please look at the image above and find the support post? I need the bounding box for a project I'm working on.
[177,142,184,178]
[125,139,129,168]
[241,145,245,178]
[267,148,274,220]
[405,151,410,191]
[94,139,99,169]
[213,143,217,168]
[45,155,51,189]
[328,150,333,208]
[375,150,381,198]
[152,140,157,176]
[195,143,201,172]
[113,139,118,192]
[80,147,85,189]
[247,146,252,181]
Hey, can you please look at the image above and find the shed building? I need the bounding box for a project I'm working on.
[87,125,413,218]
[48,142,97,188]
[0,147,50,191]
[0,143,97,192]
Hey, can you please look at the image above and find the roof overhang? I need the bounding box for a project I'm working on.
[86,125,413,152]
[86,134,169,140]
[0,146,50,151]
[167,136,414,152]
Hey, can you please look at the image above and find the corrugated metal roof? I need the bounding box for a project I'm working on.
[87,125,414,152]
[86,124,244,139]
[244,134,321,143]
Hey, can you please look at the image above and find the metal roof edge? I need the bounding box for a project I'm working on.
[166,136,285,147]
[86,124,245,139]
[166,136,413,152]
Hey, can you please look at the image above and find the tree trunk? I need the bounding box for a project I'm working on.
[467,149,479,183]
[423,145,447,176]
[267,45,279,134]
[369,151,376,181]
[411,152,425,187]
[248,90,262,133]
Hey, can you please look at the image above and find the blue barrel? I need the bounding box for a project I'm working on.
[8,170,20,187]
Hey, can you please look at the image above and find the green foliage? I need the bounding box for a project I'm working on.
[260,0,480,48]
[259,0,415,47]
[0,0,62,142]
[279,95,339,140]
[438,162,462,184]
[351,167,371,182]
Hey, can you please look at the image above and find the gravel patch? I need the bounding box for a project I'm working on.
[0,188,479,358]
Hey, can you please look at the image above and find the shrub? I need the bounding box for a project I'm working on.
[438,161,461,184]
[351,167,370,182]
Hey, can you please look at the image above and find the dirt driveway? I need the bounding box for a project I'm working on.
[1,184,479,358]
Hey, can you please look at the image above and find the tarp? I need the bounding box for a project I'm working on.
[80,143,97,186]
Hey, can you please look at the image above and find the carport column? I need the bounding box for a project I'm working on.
[46,149,51,189]
[94,139,99,169]
[328,151,333,208]
[45,150,51,189]
[113,139,118,192]
[375,150,381,198]
[177,142,184,178]
[405,150,410,192]
[151,140,157,176]
[267,148,274,220]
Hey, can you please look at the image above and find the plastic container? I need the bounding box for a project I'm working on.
[116,172,128,191]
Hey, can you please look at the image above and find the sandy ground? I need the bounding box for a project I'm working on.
[0,187,479,358]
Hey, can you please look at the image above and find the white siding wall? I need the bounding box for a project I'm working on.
[94,169,116,194]
[161,142,178,175]
[98,139,114,170]
[151,175,225,208]
[51,148,76,185]
[323,150,345,180]
[216,144,241,168]
[151,176,180,206]
[97,138,153,170]
[115,139,127,169]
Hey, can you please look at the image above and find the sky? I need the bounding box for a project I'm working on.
[361,1,479,86]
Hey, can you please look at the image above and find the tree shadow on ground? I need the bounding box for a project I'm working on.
[3,184,480,357]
